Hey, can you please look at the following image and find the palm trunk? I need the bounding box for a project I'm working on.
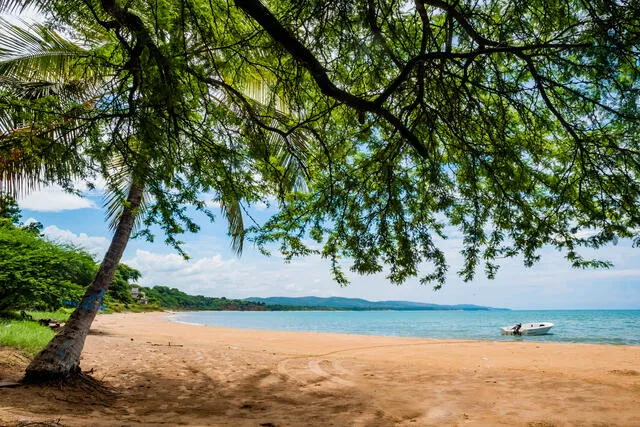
[24,180,145,382]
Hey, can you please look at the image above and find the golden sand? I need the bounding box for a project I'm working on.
[1,312,639,426]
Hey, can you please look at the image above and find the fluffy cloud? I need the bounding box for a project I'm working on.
[122,249,335,298]
[43,225,110,257]
[19,186,97,212]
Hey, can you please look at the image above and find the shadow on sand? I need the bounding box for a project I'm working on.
[0,356,393,426]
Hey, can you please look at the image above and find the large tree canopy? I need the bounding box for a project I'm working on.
[0,217,143,311]
[1,0,638,287]
[234,0,640,286]
[0,0,310,251]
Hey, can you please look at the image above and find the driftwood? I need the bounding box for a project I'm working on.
[146,341,184,347]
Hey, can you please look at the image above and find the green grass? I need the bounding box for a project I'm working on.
[0,319,55,356]
[26,308,73,322]
[0,309,70,356]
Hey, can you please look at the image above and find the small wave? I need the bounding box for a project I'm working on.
[166,315,205,327]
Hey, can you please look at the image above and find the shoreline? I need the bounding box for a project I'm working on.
[1,311,639,426]
[165,309,640,347]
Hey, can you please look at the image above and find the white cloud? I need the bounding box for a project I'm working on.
[124,249,240,293]
[43,225,110,257]
[122,248,338,298]
[19,185,97,212]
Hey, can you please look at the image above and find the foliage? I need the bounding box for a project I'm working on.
[142,286,268,311]
[104,302,162,313]
[0,319,55,356]
[236,0,640,286]
[26,309,73,323]
[1,0,639,293]
[0,193,21,224]
[0,220,93,311]
[0,1,310,257]
[0,219,140,311]
[107,265,141,305]
[0,193,43,233]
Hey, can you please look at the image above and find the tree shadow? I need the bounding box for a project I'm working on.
[0,360,394,426]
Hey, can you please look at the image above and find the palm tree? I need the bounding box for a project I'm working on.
[0,16,150,379]
[0,2,311,381]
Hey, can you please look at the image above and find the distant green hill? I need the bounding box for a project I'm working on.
[138,286,336,311]
[244,296,509,311]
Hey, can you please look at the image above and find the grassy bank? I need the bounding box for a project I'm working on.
[0,309,72,356]
[0,319,55,356]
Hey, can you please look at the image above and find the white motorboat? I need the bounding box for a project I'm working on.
[500,322,554,336]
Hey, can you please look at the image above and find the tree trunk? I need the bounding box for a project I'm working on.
[24,180,145,382]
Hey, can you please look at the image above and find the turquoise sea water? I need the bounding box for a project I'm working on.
[172,310,640,345]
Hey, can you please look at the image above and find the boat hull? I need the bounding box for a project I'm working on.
[500,323,554,336]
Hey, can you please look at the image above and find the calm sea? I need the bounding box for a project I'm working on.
[171,310,640,345]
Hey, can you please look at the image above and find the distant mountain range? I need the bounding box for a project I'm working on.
[244,296,509,311]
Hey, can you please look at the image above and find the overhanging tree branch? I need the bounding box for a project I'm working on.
[375,42,590,107]
[422,0,501,47]
[234,0,430,159]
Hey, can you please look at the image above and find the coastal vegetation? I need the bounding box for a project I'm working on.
[0,0,639,382]
[0,198,141,312]
[1,220,93,312]
[245,297,507,311]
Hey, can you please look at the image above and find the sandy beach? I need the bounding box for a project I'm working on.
[1,312,639,426]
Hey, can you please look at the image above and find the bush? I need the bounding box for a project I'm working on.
[0,220,93,311]
[0,219,141,312]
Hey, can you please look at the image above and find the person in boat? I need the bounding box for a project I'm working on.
[512,323,522,335]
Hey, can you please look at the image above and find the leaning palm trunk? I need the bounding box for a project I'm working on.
[24,180,145,382]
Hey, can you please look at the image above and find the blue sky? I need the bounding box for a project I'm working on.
[17,183,640,310]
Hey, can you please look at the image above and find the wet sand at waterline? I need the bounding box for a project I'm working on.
[1,313,639,426]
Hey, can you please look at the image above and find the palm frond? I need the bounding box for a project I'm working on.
[238,77,290,115]
[205,77,311,195]
[0,75,99,102]
[0,18,91,83]
[0,125,87,197]
[219,195,245,255]
[0,80,98,197]
[103,154,148,232]
[0,0,47,15]
[0,107,13,134]
[0,18,110,198]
